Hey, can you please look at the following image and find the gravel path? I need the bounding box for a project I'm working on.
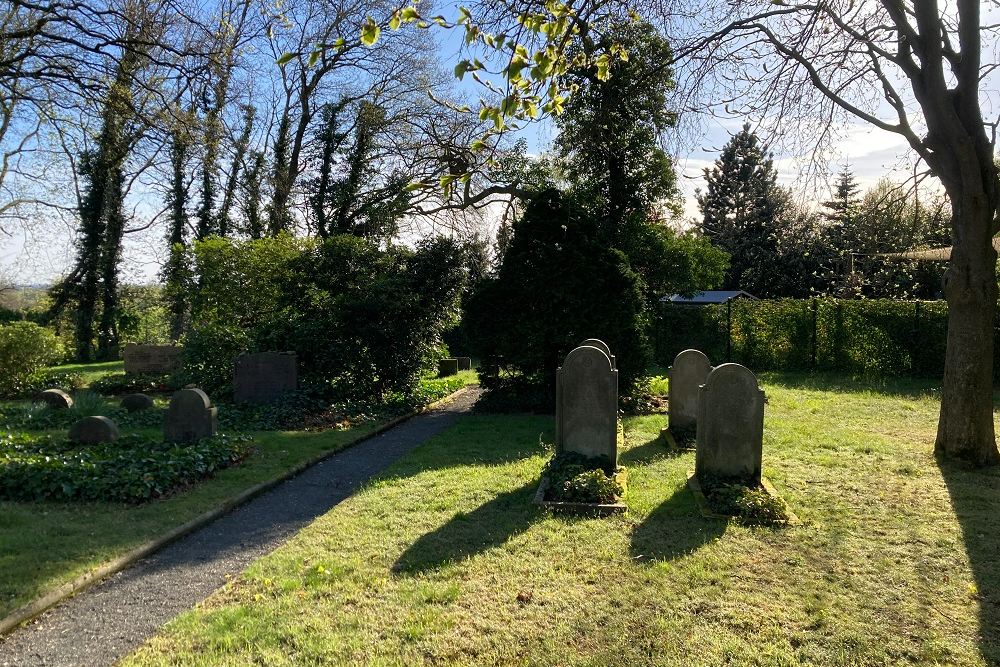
[0,387,480,667]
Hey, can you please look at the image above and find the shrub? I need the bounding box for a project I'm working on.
[700,474,791,526]
[91,371,179,396]
[19,369,84,397]
[543,451,624,504]
[0,432,252,503]
[0,322,64,397]
[466,190,650,403]
[181,322,251,396]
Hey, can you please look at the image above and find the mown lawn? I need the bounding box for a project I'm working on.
[124,373,999,666]
[49,359,124,385]
[0,368,478,619]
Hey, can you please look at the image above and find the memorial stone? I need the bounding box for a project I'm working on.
[668,349,713,432]
[68,416,119,445]
[556,345,618,463]
[695,363,765,483]
[233,352,297,403]
[164,388,217,442]
[124,344,183,374]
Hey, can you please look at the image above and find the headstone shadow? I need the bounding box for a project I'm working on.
[392,479,541,575]
[630,486,727,562]
[937,457,1000,664]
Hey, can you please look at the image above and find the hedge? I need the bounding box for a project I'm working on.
[653,298,964,378]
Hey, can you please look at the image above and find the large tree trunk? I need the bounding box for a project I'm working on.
[935,190,1000,466]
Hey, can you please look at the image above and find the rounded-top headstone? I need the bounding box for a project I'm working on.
[68,415,120,445]
[695,363,765,482]
[120,393,155,412]
[668,349,713,431]
[38,388,73,410]
[556,345,618,462]
[170,387,212,411]
[580,339,612,359]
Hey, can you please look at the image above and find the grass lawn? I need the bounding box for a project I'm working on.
[123,373,999,666]
[0,369,478,619]
[49,359,124,385]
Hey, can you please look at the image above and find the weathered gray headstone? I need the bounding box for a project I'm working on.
[38,388,73,409]
[456,357,472,371]
[233,352,297,404]
[668,349,713,432]
[580,338,616,369]
[556,345,618,463]
[68,416,119,445]
[695,363,765,483]
[164,388,217,443]
[438,358,459,377]
[121,393,155,412]
[124,343,183,374]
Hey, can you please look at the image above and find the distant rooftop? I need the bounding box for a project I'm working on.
[663,290,758,305]
[879,237,1000,262]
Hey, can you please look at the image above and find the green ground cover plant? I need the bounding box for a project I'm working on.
[0,433,251,503]
[542,451,623,503]
[124,372,999,667]
[0,362,478,618]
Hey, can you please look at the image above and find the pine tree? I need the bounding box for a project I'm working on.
[696,124,786,294]
[822,166,860,223]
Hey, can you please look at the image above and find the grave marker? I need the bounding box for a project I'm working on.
[668,349,712,432]
[556,345,618,463]
[38,388,73,409]
[69,416,119,445]
[695,363,765,483]
[124,344,183,374]
[233,352,297,403]
[164,388,217,442]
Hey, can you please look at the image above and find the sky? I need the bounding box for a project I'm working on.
[0,8,941,287]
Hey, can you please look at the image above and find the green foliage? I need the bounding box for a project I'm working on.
[543,451,623,504]
[90,371,179,396]
[117,285,171,345]
[16,369,85,398]
[183,235,465,402]
[654,298,954,377]
[700,474,791,526]
[0,432,251,503]
[0,322,65,397]
[466,190,650,400]
[181,323,252,396]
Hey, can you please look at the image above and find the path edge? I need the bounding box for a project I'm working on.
[0,385,475,639]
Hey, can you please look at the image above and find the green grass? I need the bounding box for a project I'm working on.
[0,371,478,618]
[122,372,1000,666]
[49,359,124,385]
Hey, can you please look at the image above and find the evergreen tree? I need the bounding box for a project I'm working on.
[822,166,861,223]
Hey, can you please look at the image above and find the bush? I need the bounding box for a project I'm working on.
[91,371,180,396]
[543,451,623,504]
[0,432,252,503]
[181,322,252,396]
[18,369,84,397]
[466,190,650,402]
[0,322,64,397]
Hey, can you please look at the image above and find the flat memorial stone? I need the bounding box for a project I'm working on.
[556,345,618,464]
[455,357,472,371]
[695,363,765,483]
[668,349,713,432]
[124,344,182,374]
[68,416,120,445]
[233,352,297,404]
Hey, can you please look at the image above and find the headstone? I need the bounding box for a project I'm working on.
[556,345,618,463]
[38,388,73,409]
[123,343,183,374]
[695,363,765,483]
[580,338,616,369]
[438,358,459,377]
[456,357,472,371]
[68,416,119,445]
[120,393,155,412]
[233,352,297,404]
[668,349,713,432]
[164,388,217,442]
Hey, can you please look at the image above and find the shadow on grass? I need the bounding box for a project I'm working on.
[938,457,1000,665]
[619,438,688,466]
[759,371,951,400]
[393,479,541,575]
[630,486,726,563]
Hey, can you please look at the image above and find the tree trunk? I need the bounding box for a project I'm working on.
[935,190,1000,466]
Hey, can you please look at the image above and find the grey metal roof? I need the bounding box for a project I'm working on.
[663,290,758,304]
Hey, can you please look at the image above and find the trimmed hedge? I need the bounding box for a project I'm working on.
[654,298,959,377]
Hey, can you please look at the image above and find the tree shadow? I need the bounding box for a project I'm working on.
[938,457,1000,664]
[393,479,541,575]
[618,437,686,466]
[629,484,727,563]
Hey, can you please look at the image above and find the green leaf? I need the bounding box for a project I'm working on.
[389,11,401,30]
[276,52,296,66]
[454,60,473,80]
[307,49,321,67]
[360,19,380,46]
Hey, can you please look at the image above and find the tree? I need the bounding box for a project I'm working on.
[822,166,861,224]
[647,0,1000,464]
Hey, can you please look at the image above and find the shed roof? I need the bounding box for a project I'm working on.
[880,236,1000,261]
[663,290,758,305]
